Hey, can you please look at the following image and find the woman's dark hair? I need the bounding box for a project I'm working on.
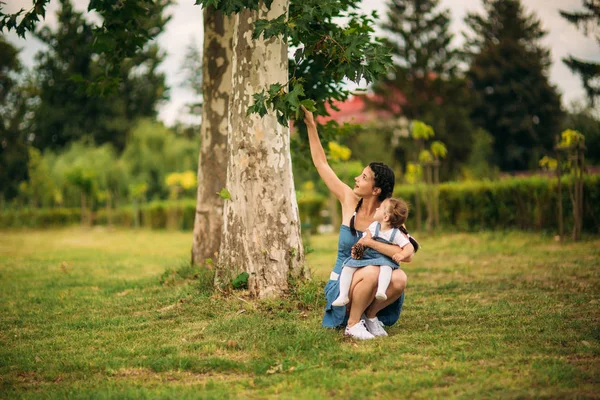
[399,225,420,253]
[350,162,395,236]
[369,162,395,201]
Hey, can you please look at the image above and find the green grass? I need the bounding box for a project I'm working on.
[0,227,599,399]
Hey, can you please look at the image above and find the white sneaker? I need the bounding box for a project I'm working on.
[363,315,388,337]
[375,292,387,301]
[331,296,349,307]
[344,320,375,340]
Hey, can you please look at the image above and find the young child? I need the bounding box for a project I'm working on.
[332,198,418,307]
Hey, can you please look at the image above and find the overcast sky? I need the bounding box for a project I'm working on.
[5,0,599,126]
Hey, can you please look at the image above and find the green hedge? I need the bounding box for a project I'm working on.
[0,207,81,228]
[1,175,598,233]
[394,175,599,233]
[297,190,327,234]
[0,200,198,231]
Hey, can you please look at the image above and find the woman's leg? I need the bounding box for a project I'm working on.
[365,269,407,319]
[346,266,379,327]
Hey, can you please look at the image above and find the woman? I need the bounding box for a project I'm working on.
[302,106,413,340]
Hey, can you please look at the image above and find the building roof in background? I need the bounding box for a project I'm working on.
[316,90,406,125]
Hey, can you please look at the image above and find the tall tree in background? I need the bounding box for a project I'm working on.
[0,35,29,201]
[30,0,170,152]
[191,9,233,268]
[560,0,600,107]
[374,0,474,178]
[465,0,563,171]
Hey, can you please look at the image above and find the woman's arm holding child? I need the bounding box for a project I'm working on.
[392,243,414,264]
[358,231,403,258]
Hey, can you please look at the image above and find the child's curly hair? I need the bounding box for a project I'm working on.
[385,198,409,228]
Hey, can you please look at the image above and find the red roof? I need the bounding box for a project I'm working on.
[316,91,406,125]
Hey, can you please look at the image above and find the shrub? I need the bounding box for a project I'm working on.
[1,175,598,234]
[394,175,600,233]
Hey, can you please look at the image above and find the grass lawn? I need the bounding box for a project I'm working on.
[0,227,598,399]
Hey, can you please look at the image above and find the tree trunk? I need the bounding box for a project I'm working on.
[556,141,563,241]
[81,193,86,226]
[217,0,308,298]
[191,8,234,266]
[434,162,439,229]
[425,164,433,233]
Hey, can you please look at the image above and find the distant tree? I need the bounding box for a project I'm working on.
[191,9,233,267]
[465,0,563,171]
[175,36,204,129]
[122,119,197,200]
[374,0,474,178]
[378,0,459,110]
[0,35,29,202]
[560,1,600,107]
[29,0,170,151]
[562,102,600,164]
[180,37,203,103]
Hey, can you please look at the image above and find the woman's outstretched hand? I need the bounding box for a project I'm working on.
[301,105,315,128]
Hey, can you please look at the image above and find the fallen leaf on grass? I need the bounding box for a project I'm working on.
[60,262,70,274]
[157,304,178,312]
[266,363,283,374]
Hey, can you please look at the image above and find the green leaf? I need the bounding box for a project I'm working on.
[232,272,249,289]
[284,83,305,110]
[247,90,269,117]
[300,99,316,111]
[217,188,231,200]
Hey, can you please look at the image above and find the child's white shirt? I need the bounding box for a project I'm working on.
[364,221,410,248]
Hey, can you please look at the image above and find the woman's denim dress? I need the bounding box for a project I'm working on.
[322,225,405,328]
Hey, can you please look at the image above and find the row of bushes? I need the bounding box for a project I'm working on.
[394,174,599,233]
[1,175,598,233]
[0,200,197,230]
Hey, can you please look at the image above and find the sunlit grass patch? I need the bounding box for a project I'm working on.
[0,227,598,398]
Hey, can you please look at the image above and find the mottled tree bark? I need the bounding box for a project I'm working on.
[217,0,308,298]
[191,8,234,266]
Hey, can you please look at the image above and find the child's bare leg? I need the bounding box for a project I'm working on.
[375,265,392,300]
[332,266,357,306]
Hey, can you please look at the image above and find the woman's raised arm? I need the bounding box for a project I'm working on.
[302,106,354,204]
